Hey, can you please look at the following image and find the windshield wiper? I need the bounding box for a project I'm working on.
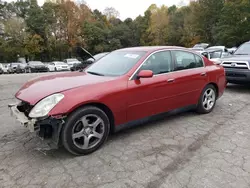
[87,71,104,76]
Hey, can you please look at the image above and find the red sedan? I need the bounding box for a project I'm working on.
[9,46,226,155]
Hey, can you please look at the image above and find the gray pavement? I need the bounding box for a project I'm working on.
[1,73,250,188]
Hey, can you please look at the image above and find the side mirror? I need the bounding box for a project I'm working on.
[137,70,153,79]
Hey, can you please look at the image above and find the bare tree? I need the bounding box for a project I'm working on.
[103,7,120,20]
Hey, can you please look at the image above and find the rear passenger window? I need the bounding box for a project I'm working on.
[173,51,203,71]
[195,55,203,67]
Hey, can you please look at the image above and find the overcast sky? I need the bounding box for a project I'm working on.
[84,0,190,20]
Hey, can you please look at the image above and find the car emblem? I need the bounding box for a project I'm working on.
[231,63,236,67]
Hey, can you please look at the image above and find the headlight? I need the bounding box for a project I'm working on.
[29,93,64,118]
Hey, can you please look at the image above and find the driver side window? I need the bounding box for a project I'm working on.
[139,51,173,75]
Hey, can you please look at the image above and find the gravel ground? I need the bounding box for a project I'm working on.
[1,73,250,188]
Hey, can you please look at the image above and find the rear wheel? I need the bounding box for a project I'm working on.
[197,84,217,114]
[61,106,110,155]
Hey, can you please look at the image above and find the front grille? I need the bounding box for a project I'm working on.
[222,61,249,69]
[17,101,33,117]
[226,73,247,78]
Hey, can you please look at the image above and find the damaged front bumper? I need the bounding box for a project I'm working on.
[9,103,37,132]
[8,103,65,148]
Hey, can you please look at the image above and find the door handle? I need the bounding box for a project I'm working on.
[201,72,207,76]
[167,79,175,83]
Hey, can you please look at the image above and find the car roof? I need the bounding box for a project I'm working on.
[116,46,186,53]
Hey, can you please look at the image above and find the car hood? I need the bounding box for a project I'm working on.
[16,72,116,105]
[221,55,250,62]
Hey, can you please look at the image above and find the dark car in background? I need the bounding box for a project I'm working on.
[26,61,49,73]
[71,52,110,71]
[220,41,250,84]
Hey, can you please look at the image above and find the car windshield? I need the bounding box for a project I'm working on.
[86,51,146,76]
[93,53,109,60]
[29,61,43,65]
[234,43,250,55]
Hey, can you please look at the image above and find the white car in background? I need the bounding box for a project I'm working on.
[201,48,231,64]
[0,63,8,74]
[47,61,70,72]
[190,47,206,55]
[63,58,81,68]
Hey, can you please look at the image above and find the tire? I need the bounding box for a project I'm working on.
[54,67,57,72]
[61,106,110,155]
[196,84,217,114]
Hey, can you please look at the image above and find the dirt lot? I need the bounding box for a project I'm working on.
[1,73,250,188]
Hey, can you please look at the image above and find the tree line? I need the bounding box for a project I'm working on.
[0,0,250,62]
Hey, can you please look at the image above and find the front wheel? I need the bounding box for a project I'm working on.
[196,84,217,114]
[61,106,110,155]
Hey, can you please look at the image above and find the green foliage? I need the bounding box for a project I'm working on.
[1,0,250,63]
[213,0,250,47]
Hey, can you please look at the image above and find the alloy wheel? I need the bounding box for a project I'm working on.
[72,114,105,150]
[202,88,216,111]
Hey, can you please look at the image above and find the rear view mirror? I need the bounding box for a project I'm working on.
[137,70,153,79]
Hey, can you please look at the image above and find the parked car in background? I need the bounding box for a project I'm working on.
[227,47,237,54]
[202,48,231,64]
[1,64,8,74]
[193,43,210,49]
[10,46,226,155]
[6,64,14,74]
[206,46,231,54]
[63,58,81,68]
[17,57,27,64]
[0,63,3,74]
[190,47,206,55]
[9,63,26,73]
[71,52,110,72]
[26,61,49,73]
[220,41,250,84]
[48,61,70,72]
